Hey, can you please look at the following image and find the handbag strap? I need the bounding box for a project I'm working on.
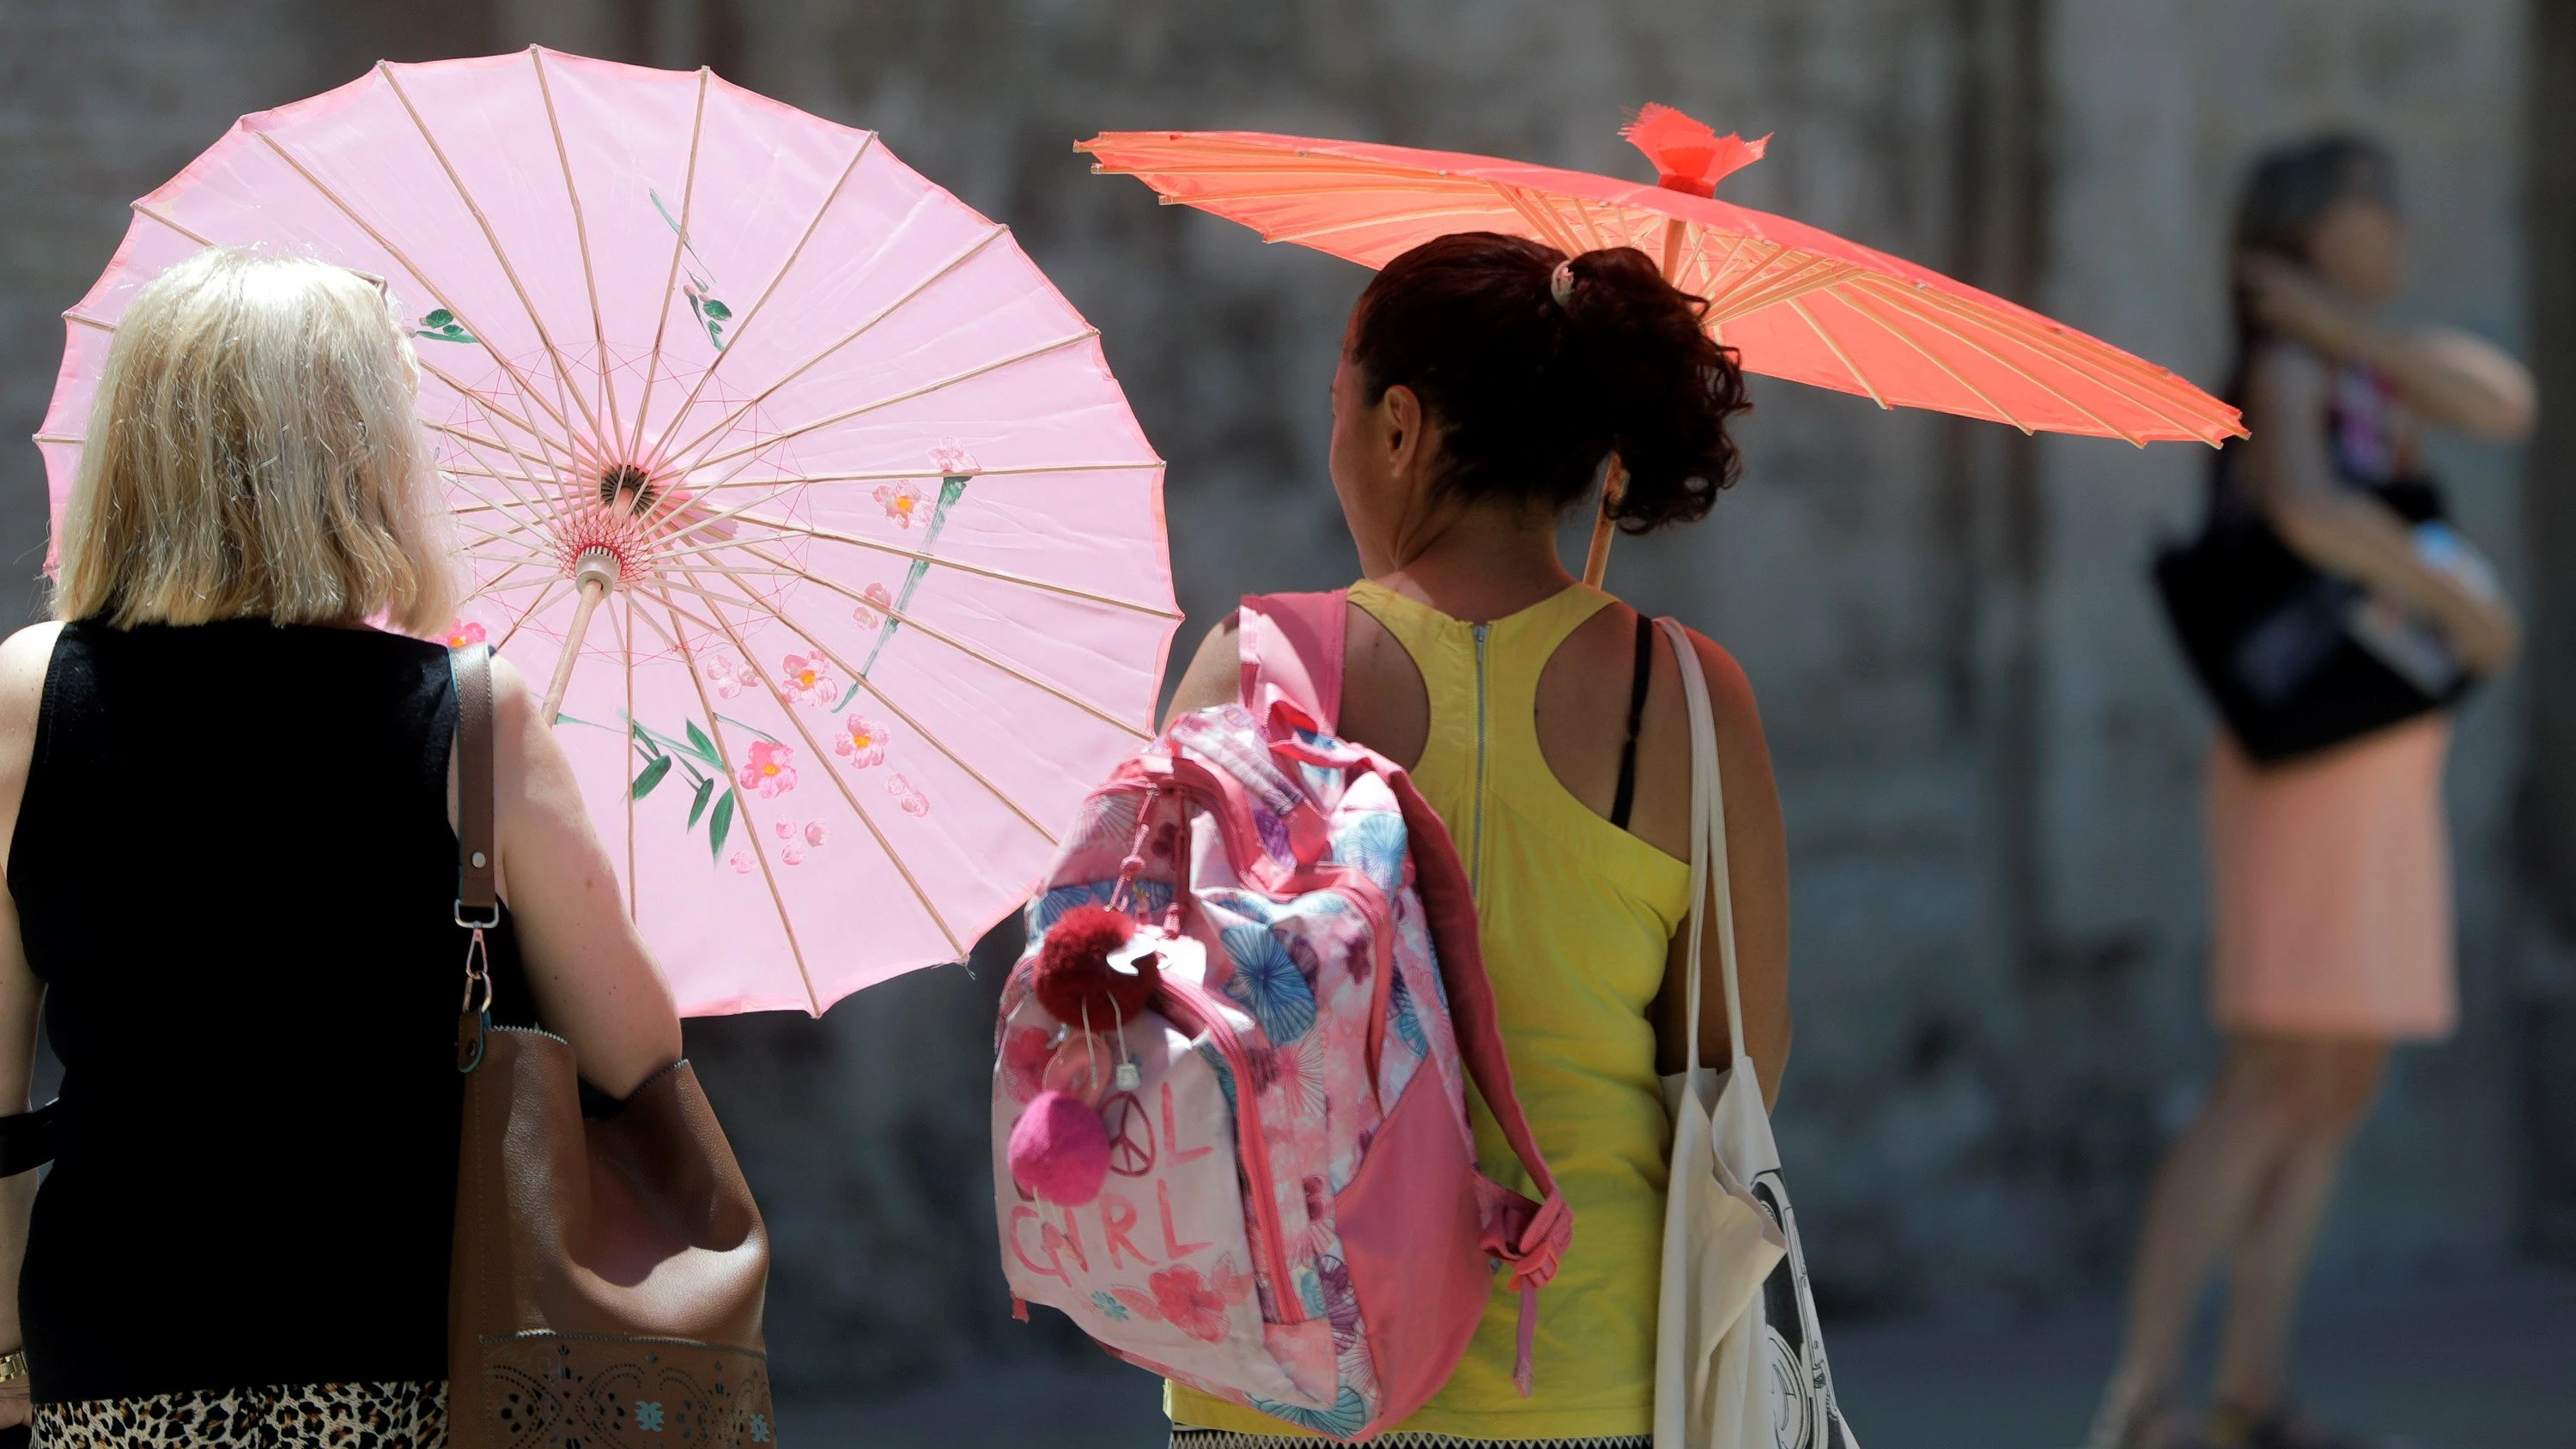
[452,644,500,930]
[1657,619,1748,1082]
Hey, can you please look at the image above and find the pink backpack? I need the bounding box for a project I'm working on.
[990,591,1571,1440]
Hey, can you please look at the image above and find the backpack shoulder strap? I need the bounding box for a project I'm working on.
[1236,591,1346,733]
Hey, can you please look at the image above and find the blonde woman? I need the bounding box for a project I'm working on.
[0,248,682,1445]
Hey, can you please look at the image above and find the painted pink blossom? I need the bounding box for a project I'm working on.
[929,439,979,475]
[874,481,926,529]
[781,846,807,867]
[852,581,896,630]
[780,653,834,704]
[728,851,755,875]
[738,740,797,797]
[444,620,487,649]
[834,713,888,769]
[804,822,828,846]
[774,821,794,840]
[703,654,747,700]
[888,773,929,816]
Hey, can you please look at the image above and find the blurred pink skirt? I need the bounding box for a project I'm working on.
[2206,717,2456,1042]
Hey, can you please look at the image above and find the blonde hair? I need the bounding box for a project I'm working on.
[53,247,459,633]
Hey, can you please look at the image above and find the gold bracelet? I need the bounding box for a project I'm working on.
[0,1350,25,1384]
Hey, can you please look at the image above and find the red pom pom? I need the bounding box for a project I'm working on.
[1034,904,1160,1025]
[1009,1090,1110,1205]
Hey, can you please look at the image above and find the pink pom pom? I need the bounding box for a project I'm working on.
[1009,1090,1110,1206]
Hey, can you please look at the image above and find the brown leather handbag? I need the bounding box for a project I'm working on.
[447,644,776,1447]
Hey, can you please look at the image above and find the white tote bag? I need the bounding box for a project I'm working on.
[1653,618,1857,1449]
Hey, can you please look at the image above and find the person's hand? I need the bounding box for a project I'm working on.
[2440,597,2521,677]
[0,1370,30,1429]
[2239,253,2368,358]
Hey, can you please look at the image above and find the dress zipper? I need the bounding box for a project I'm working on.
[1471,621,1491,894]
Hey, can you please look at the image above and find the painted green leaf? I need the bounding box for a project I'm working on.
[684,719,720,764]
[700,299,732,320]
[708,789,736,862]
[687,776,714,828]
[423,308,455,327]
[631,755,673,799]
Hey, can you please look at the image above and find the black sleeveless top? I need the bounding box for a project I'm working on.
[9,620,530,1404]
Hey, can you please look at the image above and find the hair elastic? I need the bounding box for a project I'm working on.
[1549,259,1577,307]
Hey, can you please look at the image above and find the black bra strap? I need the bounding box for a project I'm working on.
[1609,611,1654,831]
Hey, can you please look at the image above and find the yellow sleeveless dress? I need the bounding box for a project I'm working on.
[1170,579,1693,1443]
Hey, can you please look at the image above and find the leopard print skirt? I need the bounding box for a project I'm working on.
[33,1379,446,1447]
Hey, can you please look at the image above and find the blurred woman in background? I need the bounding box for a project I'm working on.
[0,247,683,1445]
[2094,136,2534,1449]
[1160,233,1791,1448]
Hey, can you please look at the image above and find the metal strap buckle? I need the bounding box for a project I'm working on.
[455,899,502,930]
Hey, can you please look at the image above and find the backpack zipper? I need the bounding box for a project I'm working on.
[1470,621,1491,894]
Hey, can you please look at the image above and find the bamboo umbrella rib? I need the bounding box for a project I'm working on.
[677,563,1057,843]
[1850,277,2231,441]
[131,201,213,248]
[1703,250,1846,323]
[31,433,79,446]
[413,357,570,468]
[1785,298,1889,409]
[641,129,882,469]
[1852,274,2223,415]
[249,130,580,444]
[634,474,813,559]
[659,221,1009,473]
[1834,282,2142,443]
[1258,202,1513,247]
[1088,161,1443,181]
[1566,196,1614,256]
[1833,285,2032,433]
[63,311,114,332]
[1696,232,1765,298]
[1845,282,2155,439]
[680,458,1158,490]
[433,398,584,539]
[688,329,1101,475]
[1158,181,1491,207]
[440,464,556,488]
[1488,183,1589,258]
[724,507,1180,618]
[494,576,568,651]
[661,561,1146,738]
[630,69,710,463]
[531,48,625,452]
[376,63,609,449]
[646,592,830,1010]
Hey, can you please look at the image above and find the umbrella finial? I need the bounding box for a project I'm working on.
[1620,104,1769,197]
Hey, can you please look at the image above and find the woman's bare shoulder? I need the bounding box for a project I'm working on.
[0,625,65,734]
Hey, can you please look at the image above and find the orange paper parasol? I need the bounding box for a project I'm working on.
[1081,106,2244,580]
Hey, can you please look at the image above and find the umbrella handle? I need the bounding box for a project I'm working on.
[538,549,620,725]
[1581,455,1628,588]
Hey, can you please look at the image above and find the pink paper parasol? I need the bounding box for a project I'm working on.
[37,50,1177,1015]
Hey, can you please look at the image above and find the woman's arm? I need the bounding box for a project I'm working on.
[1651,633,1790,1109]
[2241,255,2537,441]
[0,623,62,1428]
[2241,342,2519,674]
[477,654,683,1097]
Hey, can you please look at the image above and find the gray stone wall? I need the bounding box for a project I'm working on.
[3,0,2556,1398]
